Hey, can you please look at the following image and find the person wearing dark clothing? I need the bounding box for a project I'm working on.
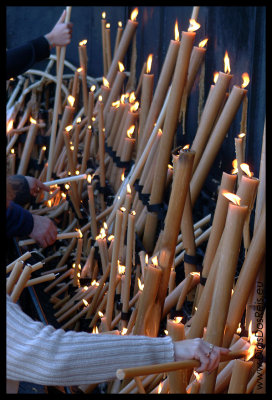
[6,9,73,247]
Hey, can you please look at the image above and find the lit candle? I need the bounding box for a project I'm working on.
[199,194,248,393]
[73,229,83,287]
[103,61,126,117]
[137,54,154,156]
[240,72,250,133]
[17,117,38,175]
[223,206,265,348]
[106,8,139,86]
[101,12,107,75]
[87,183,98,239]
[105,22,112,73]
[234,133,246,186]
[105,209,123,327]
[6,261,24,295]
[72,67,81,101]
[43,173,88,187]
[114,21,123,56]
[87,85,96,127]
[78,125,92,197]
[98,100,106,210]
[10,264,32,303]
[143,25,197,252]
[190,82,247,206]
[136,21,180,161]
[9,148,16,175]
[78,39,89,115]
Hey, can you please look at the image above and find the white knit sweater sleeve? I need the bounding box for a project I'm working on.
[6,295,175,386]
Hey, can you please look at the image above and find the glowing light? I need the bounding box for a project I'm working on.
[224,51,231,74]
[214,72,219,84]
[146,54,153,74]
[83,299,88,307]
[173,316,183,324]
[231,159,238,175]
[127,183,131,194]
[7,120,14,133]
[240,163,254,177]
[65,125,73,133]
[90,85,96,92]
[67,95,75,107]
[118,61,125,72]
[121,327,128,335]
[127,125,135,138]
[103,77,110,88]
[151,256,158,267]
[130,101,139,112]
[199,38,208,48]
[129,92,136,103]
[102,12,106,19]
[183,144,190,150]
[241,72,250,88]
[130,8,138,21]
[188,18,201,32]
[79,39,87,46]
[106,23,110,29]
[118,21,122,27]
[138,278,144,291]
[222,191,241,206]
[29,116,37,125]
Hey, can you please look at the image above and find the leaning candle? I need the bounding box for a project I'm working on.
[101,12,107,75]
[114,21,123,56]
[190,84,247,206]
[17,117,38,175]
[105,23,112,73]
[43,173,88,186]
[199,194,248,393]
[103,61,126,117]
[87,183,98,239]
[228,359,253,393]
[143,27,196,252]
[106,8,138,86]
[6,261,24,295]
[73,230,83,287]
[10,264,32,303]
[78,39,89,115]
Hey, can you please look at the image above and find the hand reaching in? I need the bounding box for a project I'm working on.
[45,9,73,48]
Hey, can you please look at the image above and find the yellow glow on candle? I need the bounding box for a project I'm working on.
[118,61,125,72]
[79,39,87,46]
[241,72,250,88]
[188,18,201,32]
[146,54,153,74]
[236,322,242,334]
[102,11,106,19]
[240,163,254,177]
[29,116,37,125]
[224,51,231,74]
[76,228,83,238]
[231,159,238,175]
[92,326,99,334]
[238,133,246,138]
[106,23,110,29]
[151,256,158,267]
[127,125,135,138]
[118,21,122,27]
[130,8,138,21]
[10,148,15,154]
[182,144,190,150]
[129,92,136,103]
[121,170,125,181]
[67,95,75,107]
[130,102,139,112]
[98,311,104,317]
[199,38,208,48]
[65,125,73,133]
[83,299,88,306]
[121,327,128,335]
[112,100,120,108]
[222,191,241,206]
[173,316,183,323]
[138,278,144,291]
[7,119,14,133]
[174,19,180,41]
[102,77,110,88]
[214,71,219,84]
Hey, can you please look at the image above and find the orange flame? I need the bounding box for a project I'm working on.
[188,18,201,32]
[146,54,153,74]
[76,228,83,238]
[121,327,128,335]
[127,183,131,194]
[90,85,96,92]
[112,100,120,108]
[199,38,208,48]
[138,278,144,291]
[236,322,242,334]
[224,51,231,74]
[103,77,110,88]
[118,61,125,72]
[238,133,246,139]
[174,19,180,41]
[130,101,139,112]
[183,144,190,150]
[106,23,110,29]
[240,163,254,177]
[98,311,104,318]
[67,95,75,107]
[121,170,125,181]
[129,91,136,103]
[158,382,163,394]
[130,8,138,21]
[193,370,201,382]
[246,320,257,361]
[118,21,122,28]
[83,299,88,307]
[222,191,241,206]
[127,125,135,138]
[79,39,87,46]
[214,72,219,84]
[92,326,99,334]
[231,159,238,175]
[102,12,106,19]
[173,316,183,323]
[29,116,37,125]
[7,119,14,133]
[241,72,250,89]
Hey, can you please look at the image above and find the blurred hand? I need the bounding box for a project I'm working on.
[173,338,230,373]
[45,9,73,48]
[29,214,57,248]
[25,176,50,197]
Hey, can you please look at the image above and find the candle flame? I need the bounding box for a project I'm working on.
[236,322,242,334]
[121,327,128,335]
[224,51,231,74]
[87,174,92,183]
[118,61,125,72]
[127,125,135,138]
[100,227,106,239]
[112,100,120,108]
[102,77,110,88]
[138,278,144,291]
[102,11,106,19]
[77,67,83,73]
[90,85,96,92]
[151,256,158,267]
[108,234,114,241]
[222,191,241,206]
[129,91,136,103]
[182,144,190,150]
[146,54,153,74]
[246,321,257,361]
[79,39,87,46]
[127,183,131,194]
[158,382,163,394]
[238,133,246,138]
[118,21,122,28]
[121,170,125,181]
[7,119,14,133]
[241,72,250,88]
[130,8,138,21]
[118,261,126,275]
[240,163,254,177]
[131,210,136,216]
[231,159,238,175]
[10,148,15,154]
[130,101,139,112]
[190,271,200,277]
[98,95,103,102]
[29,116,37,125]
[174,19,180,41]
[83,299,88,307]
[173,316,183,323]
[103,222,108,230]
[120,206,126,212]
[164,329,169,335]
[145,254,149,264]
[106,23,110,29]
[214,72,219,84]
[92,326,99,334]
[91,280,99,287]
[193,370,201,382]
[98,311,104,317]
[76,228,83,238]
[199,38,208,48]
[65,125,73,133]
[188,18,201,32]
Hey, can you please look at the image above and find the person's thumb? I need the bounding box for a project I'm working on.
[57,9,66,24]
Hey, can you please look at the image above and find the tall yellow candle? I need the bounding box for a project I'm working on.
[17,117,38,175]
[143,30,196,252]
[228,360,253,393]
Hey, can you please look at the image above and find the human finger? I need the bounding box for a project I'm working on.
[57,9,66,24]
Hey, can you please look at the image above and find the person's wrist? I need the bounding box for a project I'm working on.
[44,33,54,49]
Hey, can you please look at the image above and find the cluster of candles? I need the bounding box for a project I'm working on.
[6,5,265,394]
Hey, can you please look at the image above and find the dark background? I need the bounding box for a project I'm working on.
[6,5,266,192]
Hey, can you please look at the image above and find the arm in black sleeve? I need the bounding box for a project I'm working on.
[6,36,50,79]
[7,175,31,206]
[6,201,34,238]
